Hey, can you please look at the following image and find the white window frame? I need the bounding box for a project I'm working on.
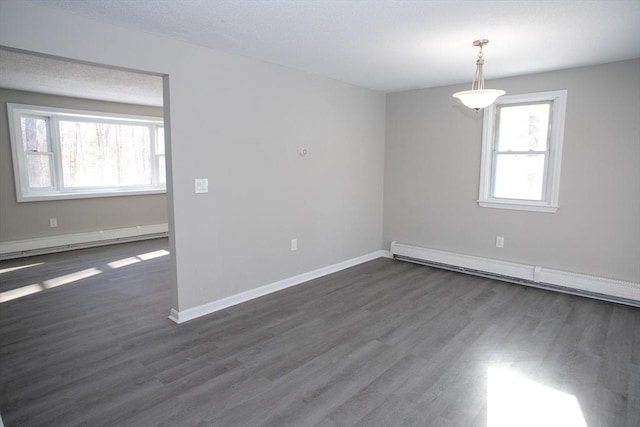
[478,90,567,213]
[7,103,166,202]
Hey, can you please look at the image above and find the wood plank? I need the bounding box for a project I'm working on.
[0,239,638,426]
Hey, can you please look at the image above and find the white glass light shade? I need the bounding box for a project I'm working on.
[453,89,505,110]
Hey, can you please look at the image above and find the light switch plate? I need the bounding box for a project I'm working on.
[195,178,208,194]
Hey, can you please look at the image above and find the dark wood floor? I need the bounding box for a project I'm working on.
[0,239,638,426]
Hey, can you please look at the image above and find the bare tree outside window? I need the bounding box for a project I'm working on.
[21,116,53,188]
[59,121,152,188]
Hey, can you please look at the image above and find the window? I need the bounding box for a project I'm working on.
[478,90,567,213]
[7,103,166,202]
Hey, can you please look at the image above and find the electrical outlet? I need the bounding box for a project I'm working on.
[291,238,298,251]
[50,218,58,228]
[496,236,504,248]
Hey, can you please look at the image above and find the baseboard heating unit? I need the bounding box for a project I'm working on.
[390,241,640,308]
[0,224,169,260]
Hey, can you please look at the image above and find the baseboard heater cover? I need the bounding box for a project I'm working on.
[390,242,640,308]
[0,224,169,260]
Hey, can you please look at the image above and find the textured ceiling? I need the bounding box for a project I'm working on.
[3,0,639,103]
[26,0,640,93]
[0,49,164,107]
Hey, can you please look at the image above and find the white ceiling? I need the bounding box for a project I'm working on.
[4,0,640,103]
[0,49,164,107]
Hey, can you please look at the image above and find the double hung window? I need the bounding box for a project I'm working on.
[478,90,567,213]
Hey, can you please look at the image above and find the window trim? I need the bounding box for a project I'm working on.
[478,90,568,213]
[7,103,166,202]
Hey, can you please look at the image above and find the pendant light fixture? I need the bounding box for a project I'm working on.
[453,39,505,110]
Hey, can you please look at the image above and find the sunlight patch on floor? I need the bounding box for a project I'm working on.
[0,283,45,303]
[487,367,587,427]
[137,249,170,260]
[0,262,44,274]
[107,249,169,269]
[43,268,102,289]
[107,256,141,269]
[1,248,170,303]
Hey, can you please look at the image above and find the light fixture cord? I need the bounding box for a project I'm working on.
[472,44,485,91]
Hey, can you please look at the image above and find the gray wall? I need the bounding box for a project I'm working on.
[0,88,167,242]
[3,2,634,318]
[0,1,386,312]
[384,59,640,283]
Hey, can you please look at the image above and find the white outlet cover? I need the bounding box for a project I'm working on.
[195,178,208,194]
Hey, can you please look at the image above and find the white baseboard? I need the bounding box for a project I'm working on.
[379,249,392,259]
[390,242,639,304]
[0,223,169,259]
[168,250,388,324]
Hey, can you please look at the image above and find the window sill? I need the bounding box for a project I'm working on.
[478,199,559,213]
[18,188,167,203]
